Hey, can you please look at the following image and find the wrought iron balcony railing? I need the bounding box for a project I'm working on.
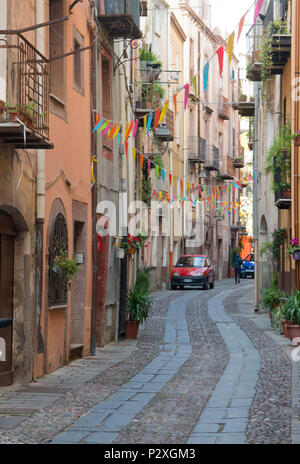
[188,136,206,163]
[97,0,142,39]
[0,33,52,149]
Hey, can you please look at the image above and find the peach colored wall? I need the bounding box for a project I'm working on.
[35,1,92,377]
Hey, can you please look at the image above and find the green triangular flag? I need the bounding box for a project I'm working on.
[192,75,197,100]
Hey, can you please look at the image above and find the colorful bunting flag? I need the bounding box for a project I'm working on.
[237,11,248,42]
[184,84,189,110]
[192,75,197,100]
[133,147,136,162]
[132,120,139,139]
[216,47,224,78]
[158,101,169,126]
[147,112,153,136]
[254,0,264,24]
[112,123,121,140]
[203,63,209,93]
[154,108,160,131]
[125,140,128,157]
[140,154,144,170]
[98,120,109,134]
[228,32,235,63]
[173,93,177,114]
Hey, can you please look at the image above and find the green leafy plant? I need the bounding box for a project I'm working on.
[126,284,153,324]
[54,250,80,282]
[140,178,152,206]
[139,45,162,67]
[265,123,294,193]
[262,287,285,310]
[281,291,300,325]
[259,228,287,260]
[287,238,300,256]
[135,268,151,294]
[259,20,288,95]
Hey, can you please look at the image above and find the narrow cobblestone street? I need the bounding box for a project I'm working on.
[0,280,299,445]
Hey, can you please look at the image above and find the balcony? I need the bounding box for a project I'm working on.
[205,145,219,171]
[188,136,206,164]
[219,157,234,180]
[0,33,53,149]
[238,98,255,117]
[233,154,245,169]
[274,165,291,209]
[97,0,142,39]
[246,6,291,82]
[218,96,229,120]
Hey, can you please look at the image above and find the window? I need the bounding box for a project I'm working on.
[48,214,68,306]
[175,257,205,268]
[49,0,65,102]
[73,27,84,94]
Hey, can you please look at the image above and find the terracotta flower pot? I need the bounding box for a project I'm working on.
[281,319,289,338]
[286,324,300,344]
[125,320,140,339]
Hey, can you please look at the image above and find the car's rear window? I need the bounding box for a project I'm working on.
[176,257,205,268]
[245,254,255,261]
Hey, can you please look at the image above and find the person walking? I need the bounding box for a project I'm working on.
[233,251,243,284]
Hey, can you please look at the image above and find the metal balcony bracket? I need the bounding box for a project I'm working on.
[69,0,83,14]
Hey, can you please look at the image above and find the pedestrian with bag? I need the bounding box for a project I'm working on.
[232,251,243,284]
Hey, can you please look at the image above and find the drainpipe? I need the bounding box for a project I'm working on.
[35,1,45,357]
[227,59,232,278]
[253,84,259,311]
[90,12,98,356]
[118,40,128,338]
[294,0,299,290]
[167,7,173,283]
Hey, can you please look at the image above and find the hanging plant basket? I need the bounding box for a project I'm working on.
[293,251,300,260]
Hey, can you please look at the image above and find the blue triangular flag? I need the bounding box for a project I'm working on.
[146,113,153,136]
[203,62,209,93]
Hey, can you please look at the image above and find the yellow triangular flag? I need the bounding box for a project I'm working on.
[158,101,169,127]
[228,32,235,63]
[133,148,136,162]
[143,116,147,136]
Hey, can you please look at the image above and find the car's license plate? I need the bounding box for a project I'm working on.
[184,279,192,283]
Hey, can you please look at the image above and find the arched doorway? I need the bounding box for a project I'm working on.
[0,210,16,386]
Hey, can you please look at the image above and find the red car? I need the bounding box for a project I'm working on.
[171,255,215,290]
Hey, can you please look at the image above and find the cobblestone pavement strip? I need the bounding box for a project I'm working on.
[224,287,293,444]
[188,284,260,444]
[0,292,182,444]
[114,281,230,444]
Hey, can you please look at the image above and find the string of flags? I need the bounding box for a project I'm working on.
[91,0,260,136]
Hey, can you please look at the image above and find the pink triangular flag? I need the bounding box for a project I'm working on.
[184,84,189,111]
[254,0,264,25]
[216,47,224,78]
[132,120,139,139]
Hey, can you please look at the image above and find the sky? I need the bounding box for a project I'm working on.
[210,0,257,54]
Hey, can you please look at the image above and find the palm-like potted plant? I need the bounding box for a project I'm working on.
[281,291,300,344]
[125,270,153,339]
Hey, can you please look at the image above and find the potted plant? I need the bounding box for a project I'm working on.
[125,281,153,339]
[281,291,300,344]
[287,238,300,260]
[239,94,247,102]
[54,250,80,287]
[262,286,285,323]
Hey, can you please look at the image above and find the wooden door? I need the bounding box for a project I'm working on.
[0,232,14,386]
